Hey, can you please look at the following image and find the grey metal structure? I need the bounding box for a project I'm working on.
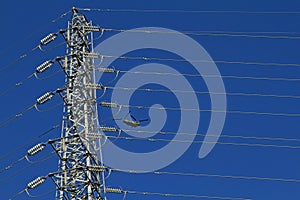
[48,8,106,200]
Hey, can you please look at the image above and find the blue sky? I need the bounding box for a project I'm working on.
[1,0,300,199]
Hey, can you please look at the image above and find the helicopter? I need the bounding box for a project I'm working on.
[122,111,149,128]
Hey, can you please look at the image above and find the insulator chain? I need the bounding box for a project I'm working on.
[85,133,105,139]
[88,165,107,172]
[27,143,47,156]
[98,67,116,73]
[27,176,46,189]
[83,52,100,59]
[36,92,55,105]
[99,126,118,132]
[85,83,104,90]
[99,101,118,108]
[105,187,123,194]
[40,33,58,46]
[83,25,101,32]
[36,60,54,73]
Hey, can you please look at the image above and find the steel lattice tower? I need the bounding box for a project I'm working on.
[48,8,106,200]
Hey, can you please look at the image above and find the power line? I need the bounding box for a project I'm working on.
[112,30,300,35]
[9,189,25,200]
[35,69,64,81]
[0,103,36,129]
[115,69,300,82]
[51,9,72,23]
[78,7,300,15]
[41,41,65,53]
[0,46,64,99]
[100,54,300,68]
[103,85,300,100]
[0,9,69,56]
[26,189,57,199]
[112,168,300,183]
[0,146,56,176]
[100,99,300,117]
[0,89,59,130]
[5,155,56,200]
[0,74,35,98]
[0,156,25,175]
[35,102,63,113]
[0,10,68,75]
[0,124,60,161]
[123,189,252,200]
[0,41,64,80]
[105,136,300,150]
[103,28,300,40]
[125,103,300,117]
[0,46,39,76]
[0,152,56,186]
[0,53,72,100]
[103,27,300,35]
[121,128,300,143]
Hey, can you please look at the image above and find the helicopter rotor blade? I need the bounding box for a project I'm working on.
[130,114,137,121]
[124,111,131,118]
[139,119,149,122]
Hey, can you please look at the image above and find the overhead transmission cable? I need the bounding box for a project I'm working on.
[0,8,70,56]
[115,68,300,82]
[102,85,300,100]
[0,152,56,187]
[0,74,35,98]
[101,27,300,35]
[105,135,300,150]
[0,103,37,129]
[111,168,300,184]
[0,89,59,129]
[26,189,57,199]
[0,42,74,99]
[105,29,300,34]
[77,7,300,15]
[103,28,300,40]
[9,189,25,200]
[94,71,300,99]
[121,103,300,117]
[0,24,66,78]
[120,129,300,143]
[10,175,251,200]
[104,188,251,200]
[0,141,55,176]
[100,54,300,68]
[0,30,101,99]
[0,68,62,99]
[125,189,252,200]
[0,124,60,161]
[0,156,25,175]
[97,112,300,146]
[98,126,300,148]
[0,46,40,75]
[6,154,56,200]
[51,9,72,23]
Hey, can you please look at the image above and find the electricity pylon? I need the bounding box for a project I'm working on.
[47,8,106,200]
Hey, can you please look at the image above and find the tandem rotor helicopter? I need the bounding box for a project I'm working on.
[122,111,149,128]
[99,102,149,128]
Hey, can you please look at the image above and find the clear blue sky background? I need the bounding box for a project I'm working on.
[1,0,300,199]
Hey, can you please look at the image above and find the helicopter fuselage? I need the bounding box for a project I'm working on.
[123,119,140,127]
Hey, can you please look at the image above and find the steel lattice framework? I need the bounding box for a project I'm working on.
[48,8,105,200]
